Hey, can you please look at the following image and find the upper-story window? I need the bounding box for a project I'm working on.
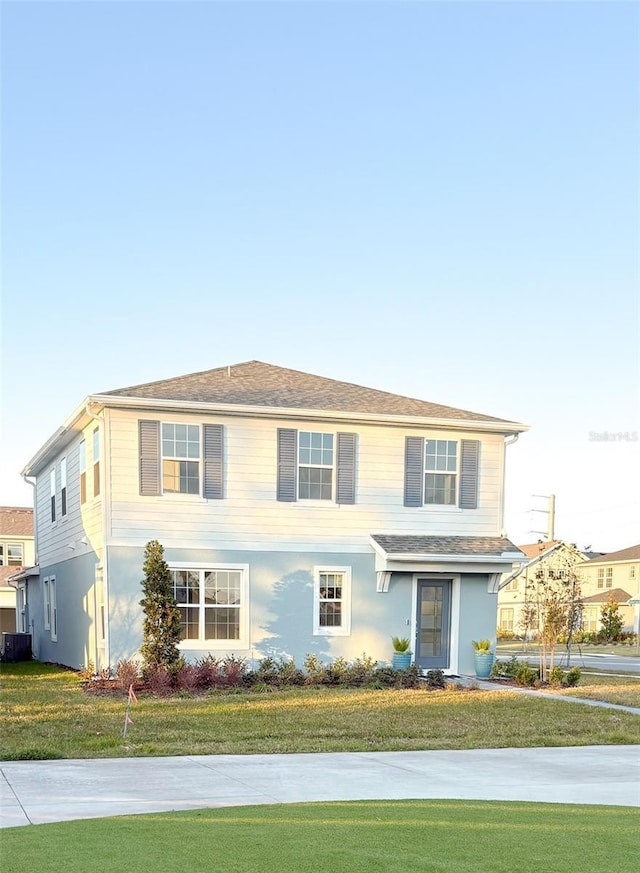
[597,567,613,588]
[404,436,480,509]
[60,457,67,517]
[425,440,458,505]
[93,429,101,497]
[162,423,200,494]
[503,578,519,592]
[277,429,356,504]
[0,542,24,566]
[630,566,636,580]
[79,440,87,504]
[298,431,334,499]
[50,469,56,523]
[139,420,224,499]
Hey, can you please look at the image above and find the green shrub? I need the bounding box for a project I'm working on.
[549,666,565,687]
[514,664,538,687]
[566,667,581,686]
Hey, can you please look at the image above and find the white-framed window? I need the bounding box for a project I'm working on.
[499,607,514,632]
[170,564,248,646]
[503,578,519,592]
[630,566,636,580]
[424,440,458,505]
[93,428,101,497]
[582,606,599,633]
[597,567,613,589]
[43,577,51,630]
[162,423,200,495]
[50,468,56,523]
[60,457,67,517]
[0,542,23,566]
[79,440,87,504]
[44,576,57,641]
[298,431,333,500]
[313,566,351,636]
[17,585,27,633]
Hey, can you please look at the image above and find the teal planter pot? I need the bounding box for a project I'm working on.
[474,652,495,679]
[392,652,412,670]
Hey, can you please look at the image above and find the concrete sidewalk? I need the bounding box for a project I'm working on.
[2,745,639,828]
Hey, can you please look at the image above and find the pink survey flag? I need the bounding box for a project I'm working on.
[128,684,138,703]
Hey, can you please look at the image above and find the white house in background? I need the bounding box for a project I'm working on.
[579,544,640,633]
[497,540,591,636]
[0,507,35,636]
[16,361,527,675]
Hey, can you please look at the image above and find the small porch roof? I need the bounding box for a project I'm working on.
[369,535,524,592]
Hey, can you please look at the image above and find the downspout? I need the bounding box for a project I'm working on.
[500,433,520,535]
[85,403,110,670]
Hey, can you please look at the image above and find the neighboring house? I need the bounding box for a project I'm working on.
[0,507,35,636]
[579,545,640,633]
[17,360,527,675]
[497,540,590,636]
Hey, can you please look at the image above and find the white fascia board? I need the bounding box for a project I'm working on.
[22,398,96,476]
[88,393,530,435]
[382,552,523,564]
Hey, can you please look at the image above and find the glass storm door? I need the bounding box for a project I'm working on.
[415,579,451,670]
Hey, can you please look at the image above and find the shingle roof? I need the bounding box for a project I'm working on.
[102,361,521,425]
[582,588,632,604]
[0,565,24,589]
[516,541,563,560]
[0,507,33,538]
[371,535,523,557]
[583,544,640,565]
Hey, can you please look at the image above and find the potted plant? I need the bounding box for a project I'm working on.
[472,639,495,678]
[391,636,412,670]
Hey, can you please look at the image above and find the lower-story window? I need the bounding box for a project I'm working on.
[582,607,599,633]
[498,607,514,633]
[170,565,248,646]
[313,566,351,636]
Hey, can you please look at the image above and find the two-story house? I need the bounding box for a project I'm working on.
[0,507,35,636]
[18,361,527,675]
[579,545,640,633]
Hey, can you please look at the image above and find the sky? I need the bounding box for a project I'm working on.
[1,0,639,553]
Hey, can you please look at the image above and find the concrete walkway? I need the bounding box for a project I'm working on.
[2,746,639,828]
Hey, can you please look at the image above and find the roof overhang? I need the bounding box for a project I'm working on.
[23,392,529,478]
[370,535,524,591]
[6,566,40,587]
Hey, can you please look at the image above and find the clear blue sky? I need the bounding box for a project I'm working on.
[2,0,638,551]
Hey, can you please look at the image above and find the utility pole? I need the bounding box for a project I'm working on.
[530,494,556,540]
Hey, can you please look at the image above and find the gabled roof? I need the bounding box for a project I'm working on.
[0,507,33,538]
[582,588,632,604]
[102,361,525,426]
[583,544,640,565]
[517,541,563,560]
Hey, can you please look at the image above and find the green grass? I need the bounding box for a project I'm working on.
[2,661,640,761]
[3,800,638,872]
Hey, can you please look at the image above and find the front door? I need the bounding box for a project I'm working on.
[415,579,452,670]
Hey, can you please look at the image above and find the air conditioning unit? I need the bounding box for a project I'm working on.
[2,632,32,662]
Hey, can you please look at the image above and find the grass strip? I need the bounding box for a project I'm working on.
[1,662,639,761]
[3,800,639,873]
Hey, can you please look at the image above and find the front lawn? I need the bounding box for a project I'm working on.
[3,800,639,873]
[1,662,639,761]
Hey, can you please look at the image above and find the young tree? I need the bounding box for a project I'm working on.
[600,599,624,642]
[523,548,584,681]
[139,540,183,673]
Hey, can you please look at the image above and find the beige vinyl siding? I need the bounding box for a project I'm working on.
[35,426,104,566]
[107,410,505,552]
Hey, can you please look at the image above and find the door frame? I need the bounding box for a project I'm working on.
[411,573,460,674]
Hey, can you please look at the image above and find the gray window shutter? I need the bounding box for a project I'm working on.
[203,424,224,499]
[336,432,357,504]
[404,437,424,507]
[139,420,161,496]
[277,428,297,502]
[459,440,480,509]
